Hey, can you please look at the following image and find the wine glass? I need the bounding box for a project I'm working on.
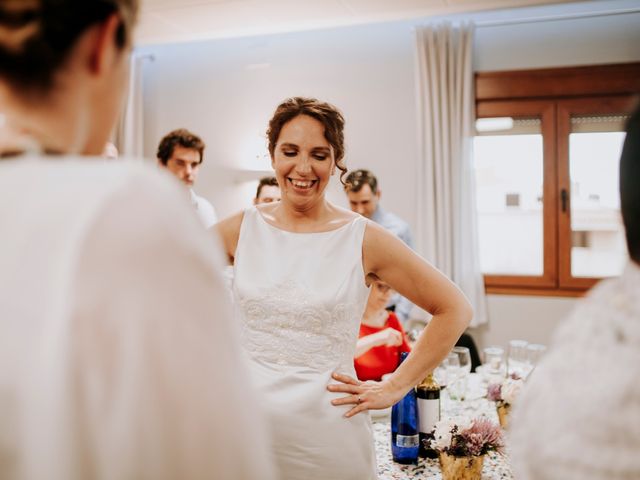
[448,347,471,401]
[507,339,528,378]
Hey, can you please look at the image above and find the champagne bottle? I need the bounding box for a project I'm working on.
[390,352,419,464]
[416,372,440,458]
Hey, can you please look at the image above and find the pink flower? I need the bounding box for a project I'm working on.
[461,418,504,455]
[487,383,502,402]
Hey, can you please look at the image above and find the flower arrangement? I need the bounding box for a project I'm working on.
[424,416,504,480]
[486,374,524,428]
[487,374,524,407]
[426,415,504,457]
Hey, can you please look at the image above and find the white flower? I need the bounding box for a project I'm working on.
[432,415,473,450]
[502,378,523,405]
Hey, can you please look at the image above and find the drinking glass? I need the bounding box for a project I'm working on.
[452,346,472,375]
[448,347,471,400]
[507,340,529,378]
[445,352,460,383]
[524,343,547,377]
[433,357,449,389]
[482,346,506,383]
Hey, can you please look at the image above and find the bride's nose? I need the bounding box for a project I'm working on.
[295,154,312,175]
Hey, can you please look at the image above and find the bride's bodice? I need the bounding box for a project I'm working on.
[233,207,370,372]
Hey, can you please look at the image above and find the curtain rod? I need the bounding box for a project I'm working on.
[475,7,640,28]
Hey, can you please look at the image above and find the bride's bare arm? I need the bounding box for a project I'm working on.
[329,221,472,417]
[214,211,244,264]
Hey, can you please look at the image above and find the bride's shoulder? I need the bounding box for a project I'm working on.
[329,204,360,222]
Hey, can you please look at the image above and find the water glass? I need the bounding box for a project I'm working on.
[507,339,529,378]
[445,352,461,382]
[482,346,506,382]
[433,357,449,389]
[452,346,472,375]
[525,343,547,376]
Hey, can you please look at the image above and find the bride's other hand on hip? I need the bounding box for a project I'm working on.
[327,372,403,418]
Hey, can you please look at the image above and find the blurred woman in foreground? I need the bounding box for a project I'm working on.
[0,1,274,479]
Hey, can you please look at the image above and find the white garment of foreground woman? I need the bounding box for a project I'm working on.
[0,157,276,480]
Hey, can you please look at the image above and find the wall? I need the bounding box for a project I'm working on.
[140,21,417,219]
[138,0,640,352]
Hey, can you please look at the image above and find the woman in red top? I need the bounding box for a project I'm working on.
[354,280,411,381]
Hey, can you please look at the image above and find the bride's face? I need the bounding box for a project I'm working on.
[271,114,335,209]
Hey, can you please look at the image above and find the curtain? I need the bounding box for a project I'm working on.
[115,54,150,159]
[414,22,488,327]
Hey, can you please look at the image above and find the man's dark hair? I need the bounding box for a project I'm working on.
[256,176,278,199]
[157,129,205,166]
[620,104,640,264]
[344,169,378,194]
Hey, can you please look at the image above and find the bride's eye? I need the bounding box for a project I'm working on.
[283,150,297,157]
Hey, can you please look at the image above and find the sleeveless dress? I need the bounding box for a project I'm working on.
[233,207,378,480]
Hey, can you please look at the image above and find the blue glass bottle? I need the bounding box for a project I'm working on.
[390,352,419,464]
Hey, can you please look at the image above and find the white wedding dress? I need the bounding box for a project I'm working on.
[233,207,378,480]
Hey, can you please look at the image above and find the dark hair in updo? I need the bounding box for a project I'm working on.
[620,105,640,264]
[0,0,138,95]
[266,97,347,185]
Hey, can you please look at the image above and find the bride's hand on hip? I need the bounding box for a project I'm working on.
[327,372,405,418]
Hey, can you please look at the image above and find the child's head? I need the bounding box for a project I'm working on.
[367,280,394,312]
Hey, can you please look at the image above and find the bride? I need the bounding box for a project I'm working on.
[217,96,472,479]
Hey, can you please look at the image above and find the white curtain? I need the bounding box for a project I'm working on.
[115,54,150,158]
[414,22,488,327]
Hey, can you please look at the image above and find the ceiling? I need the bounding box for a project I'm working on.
[136,0,584,46]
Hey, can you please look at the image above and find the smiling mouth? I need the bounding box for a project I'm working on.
[288,178,317,189]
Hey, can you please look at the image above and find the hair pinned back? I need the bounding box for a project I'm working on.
[0,0,40,52]
[0,0,138,95]
[266,97,348,185]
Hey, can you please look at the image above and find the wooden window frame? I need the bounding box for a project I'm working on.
[475,63,640,297]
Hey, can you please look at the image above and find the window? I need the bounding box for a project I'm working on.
[474,63,640,296]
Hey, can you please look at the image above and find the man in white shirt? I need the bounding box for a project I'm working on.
[157,129,218,228]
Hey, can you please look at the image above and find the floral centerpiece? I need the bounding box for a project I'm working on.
[424,415,504,480]
[487,374,524,428]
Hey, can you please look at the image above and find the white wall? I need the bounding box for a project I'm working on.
[138,0,640,353]
[474,3,640,71]
[140,22,417,219]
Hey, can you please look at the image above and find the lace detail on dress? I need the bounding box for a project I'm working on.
[238,281,361,370]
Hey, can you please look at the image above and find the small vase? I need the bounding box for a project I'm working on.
[496,402,511,429]
[439,452,484,480]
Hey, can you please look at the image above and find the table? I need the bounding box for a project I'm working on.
[373,374,514,479]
